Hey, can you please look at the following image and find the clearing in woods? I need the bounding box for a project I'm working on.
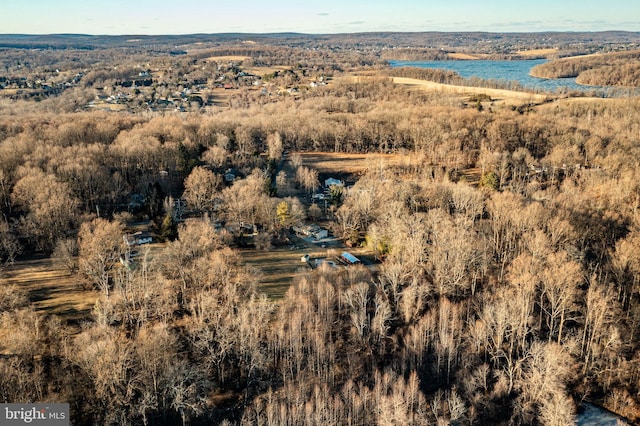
[240,246,317,300]
[1,257,98,322]
[298,151,407,176]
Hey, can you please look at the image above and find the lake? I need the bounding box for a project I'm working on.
[388,59,591,94]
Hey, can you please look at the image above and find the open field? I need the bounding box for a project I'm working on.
[208,87,234,107]
[239,246,317,299]
[243,65,292,77]
[298,151,407,177]
[205,55,249,63]
[516,48,558,57]
[343,75,550,106]
[447,52,483,60]
[390,76,550,106]
[1,258,97,321]
[239,238,374,299]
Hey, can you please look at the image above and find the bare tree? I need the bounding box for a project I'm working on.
[183,166,222,212]
[427,212,480,298]
[290,152,303,170]
[201,145,228,169]
[78,218,124,296]
[0,217,21,264]
[222,168,271,230]
[52,237,78,273]
[540,251,582,343]
[267,132,283,162]
[296,166,319,196]
[514,342,575,425]
[66,325,135,424]
[11,167,79,251]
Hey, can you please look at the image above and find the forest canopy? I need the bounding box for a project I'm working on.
[1,32,640,425]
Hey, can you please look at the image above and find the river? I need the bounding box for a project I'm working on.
[388,59,594,94]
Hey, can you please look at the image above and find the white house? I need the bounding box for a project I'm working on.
[123,231,153,246]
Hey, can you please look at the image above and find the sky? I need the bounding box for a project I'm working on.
[2,0,640,35]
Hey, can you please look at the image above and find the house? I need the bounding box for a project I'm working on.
[224,168,240,183]
[294,224,327,240]
[313,228,328,240]
[123,231,153,246]
[324,177,343,188]
[134,231,153,245]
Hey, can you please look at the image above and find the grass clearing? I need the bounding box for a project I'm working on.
[390,76,550,106]
[447,52,482,60]
[298,151,406,177]
[1,258,98,322]
[239,246,318,299]
[516,48,558,57]
[205,55,249,63]
[208,88,234,108]
[243,65,291,77]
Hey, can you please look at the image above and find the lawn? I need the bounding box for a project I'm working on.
[298,151,406,177]
[239,245,316,299]
[0,257,98,322]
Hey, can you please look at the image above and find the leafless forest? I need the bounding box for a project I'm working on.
[1,32,640,425]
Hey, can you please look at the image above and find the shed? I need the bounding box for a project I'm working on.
[340,252,361,265]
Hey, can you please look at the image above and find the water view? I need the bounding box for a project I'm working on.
[388,59,591,93]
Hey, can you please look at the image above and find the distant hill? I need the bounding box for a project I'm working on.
[1,31,640,53]
[531,49,640,87]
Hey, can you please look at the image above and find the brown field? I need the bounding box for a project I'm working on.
[342,75,551,106]
[205,55,249,63]
[516,48,558,57]
[1,258,97,321]
[390,76,550,106]
[447,52,482,60]
[239,240,374,300]
[239,246,318,299]
[243,65,291,77]
[87,101,130,111]
[299,151,407,176]
[208,88,234,108]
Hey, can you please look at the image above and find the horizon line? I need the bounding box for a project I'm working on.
[2,29,640,38]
